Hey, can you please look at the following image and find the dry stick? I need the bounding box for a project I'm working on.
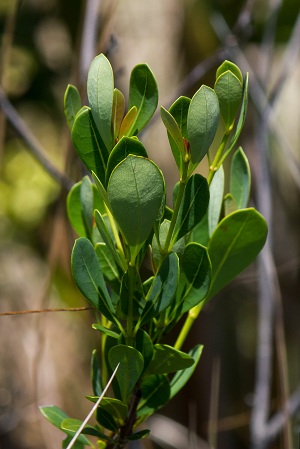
[0,307,93,317]
[66,362,120,449]
[0,86,73,191]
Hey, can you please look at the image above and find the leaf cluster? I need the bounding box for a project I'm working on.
[41,55,268,448]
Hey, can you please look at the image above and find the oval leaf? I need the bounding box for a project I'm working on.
[146,344,195,374]
[187,85,220,165]
[160,106,185,171]
[208,208,268,298]
[137,374,170,419]
[208,166,224,237]
[230,147,251,209]
[72,107,109,185]
[216,60,243,84]
[214,70,243,132]
[71,237,116,323]
[112,88,125,142]
[64,84,82,130]
[87,53,114,151]
[107,155,165,248]
[128,63,158,134]
[108,345,144,403]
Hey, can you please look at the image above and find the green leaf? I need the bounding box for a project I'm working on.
[173,174,209,242]
[91,349,103,396]
[39,406,91,445]
[112,88,125,142]
[61,418,104,438]
[71,237,116,323]
[170,345,203,398]
[175,243,211,316]
[96,407,118,432]
[128,63,158,134]
[214,70,243,132]
[94,209,124,268]
[92,323,120,339]
[107,155,165,249]
[72,107,109,185]
[64,84,82,129]
[137,374,170,418]
[189,212,209,247]
[106,136,148,184]
[160,106,185,172]
[108,345,144,403]
[135,329,154,373]
[140,252,179,325]
[117,269,144,320]
[118,106,138,139]
[146,344,194,374]
[152,219,185,269]
[187,85,220,165]
[208,166,224,237]
[80,176,94,239]
[127,429,150,440]
[87,53,114,151]
[99,397,128,424]
[208,208,268,298]
[230,147,251,209]
[169,96,191,139]
[216,60,243,84]
[224,193,237,216]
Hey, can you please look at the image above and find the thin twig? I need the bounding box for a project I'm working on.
[0,86,74,190]
[0,307,94,317]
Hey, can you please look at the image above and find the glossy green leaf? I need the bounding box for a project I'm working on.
[72,107,109,185]
[146,344,194,374]
[135,329,154,373]
[96,407,118,432]
[92,323,120,339]
[62,437,85,449]
[214,70,243,132]
[169,96,191,139]
[87,53,114,151]
[61,418,104,438]
[39,406,91,445]
[208,208,268,298]
[173,174,209,242]
[140,252,179,325]
[112,88,125,142]
[216,60,243,84]
[189,212,209,247]
[208,166,224,236]
[80,176,94,239]
[107,155,165,249]
[128,63,158,134]
[174,243,211,315]
[64,84,82,129]
[71,237,116,323]
[127,429,150,440]
[67,181,105,237]
[187,85,220,164]
[118,106,138,139]
[106,136,148,184]
[98,397,128,424]
[92,171,110,208]
[230,147,251,209]
[170,345,203,398]
[160,106,185,172]
[108,345,144,402]
[91,349,103,396]
[137,374,170,418]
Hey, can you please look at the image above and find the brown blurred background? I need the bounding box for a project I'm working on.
[0,1,300,448]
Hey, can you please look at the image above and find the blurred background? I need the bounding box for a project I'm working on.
[0,0,300,448]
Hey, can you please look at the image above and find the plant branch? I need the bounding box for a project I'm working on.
[0,86,74,190]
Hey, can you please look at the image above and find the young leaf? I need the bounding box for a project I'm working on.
[61,418,104,438]
[128,63,158,134]
[80,176,94,239]
[216,60,243,84]
[39,406,91,445]
[87,53,114,151]
[230,147,251,209]
[108,345,144,403]
[173,243,211,316]
[91,349,103,397]
[173,174,209,243]
[106,136,148,184]
[146,344,195,374]
[169,96,191,139]
[187,85,220,165]
[72,107,109,185]
[112,88,125,142]
[152,219,185,269]
[170,345,203,398]
[118,106,138,139]
[107,155,165,249]
[224,193,237,216]
[140,252,179,326]
[71,237,117,323]
[207,208,268,298]
[92,323,120,339]
[160,106,185,171]
[135,329,154,374]
[137,374,170,419]
[208,166,224,237]
[64,84,82,129]
[214,70,243,132]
